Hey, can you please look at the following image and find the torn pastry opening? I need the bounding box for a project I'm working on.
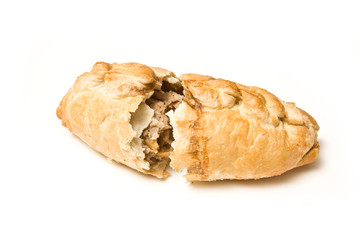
[130,76,184,176]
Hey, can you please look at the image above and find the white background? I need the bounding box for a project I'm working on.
[1,0,359,239]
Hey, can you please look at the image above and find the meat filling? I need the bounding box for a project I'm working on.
[141,80,183,167]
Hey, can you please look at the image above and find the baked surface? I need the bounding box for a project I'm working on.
[57,62,176,178]
[169,74,319,181]
[57,62,319,181]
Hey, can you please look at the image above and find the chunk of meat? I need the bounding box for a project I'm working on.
[141,89,183,166]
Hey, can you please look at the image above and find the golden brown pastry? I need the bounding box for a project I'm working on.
[57,62,319,181]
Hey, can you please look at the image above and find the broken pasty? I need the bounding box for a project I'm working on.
[57,62,319,181]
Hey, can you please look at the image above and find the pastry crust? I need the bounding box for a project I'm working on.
[57,62,320,181]
[169,74,319,181]
[57,62,175,178]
